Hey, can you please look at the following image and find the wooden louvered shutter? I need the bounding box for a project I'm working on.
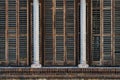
[91,0,101,65]
[91,0,120,66]
[43,0,77,66]
[19,0,29,66]
[44,0,53,65]
[115,0,120,65]
[91,0,112,66]
[103,0,112,65]
[56,0,64,65]
[0,0,29,66]
[0,0,6,66]
[8,0,17,66]
[66,0,76,65]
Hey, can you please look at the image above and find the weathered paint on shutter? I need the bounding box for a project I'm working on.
[103,0,112,65]
[55,0,64,65]
[91,0,101,65]
[43,0,77,66]
[8,0,17,66]
[19,0,29,66]
[0,0,6,66]
[115,0,120,65]
[66,0,76,65]
[44,0,53,65]
[92,0,112,66]
[0,0,29,66]
[91,0,120,66]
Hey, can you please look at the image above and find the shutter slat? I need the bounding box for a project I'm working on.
[44,9,52,34]
[8,10,16,27]
[56,0,63,8]
[44,36,53,61]
[92,36,100,61]
[56,9,63,34]
[0,0,5,7]
[56,36,64,61]
[66,36,74,61]
[103,36,111,60]
[8,38,16,61]
[19,10,27,34]
[66,9,74,34]
[104,10,111,34]
[93,9,100,34]
[19,36,27,63]
[66,0,74,8]
[104,0,111,7]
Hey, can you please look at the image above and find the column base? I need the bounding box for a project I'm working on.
[31,63,42,68]
[78,64,89,68]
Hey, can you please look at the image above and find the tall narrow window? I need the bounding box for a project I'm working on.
[0,0,29,66]
[43,0,78,66]
[91,0,120,66]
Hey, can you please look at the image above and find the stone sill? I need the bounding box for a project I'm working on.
[0,67,120,79]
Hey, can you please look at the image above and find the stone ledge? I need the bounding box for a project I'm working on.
[0,67,120,79]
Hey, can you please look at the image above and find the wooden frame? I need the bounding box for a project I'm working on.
[5,0,8,66]
[16,1,18,65]
[100,0,103,65]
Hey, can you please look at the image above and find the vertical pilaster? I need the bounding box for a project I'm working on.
[31,0,41,68]
[78,0,89,68]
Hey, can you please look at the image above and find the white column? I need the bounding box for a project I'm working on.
[78,0,89,68]
[31,0,41,68]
